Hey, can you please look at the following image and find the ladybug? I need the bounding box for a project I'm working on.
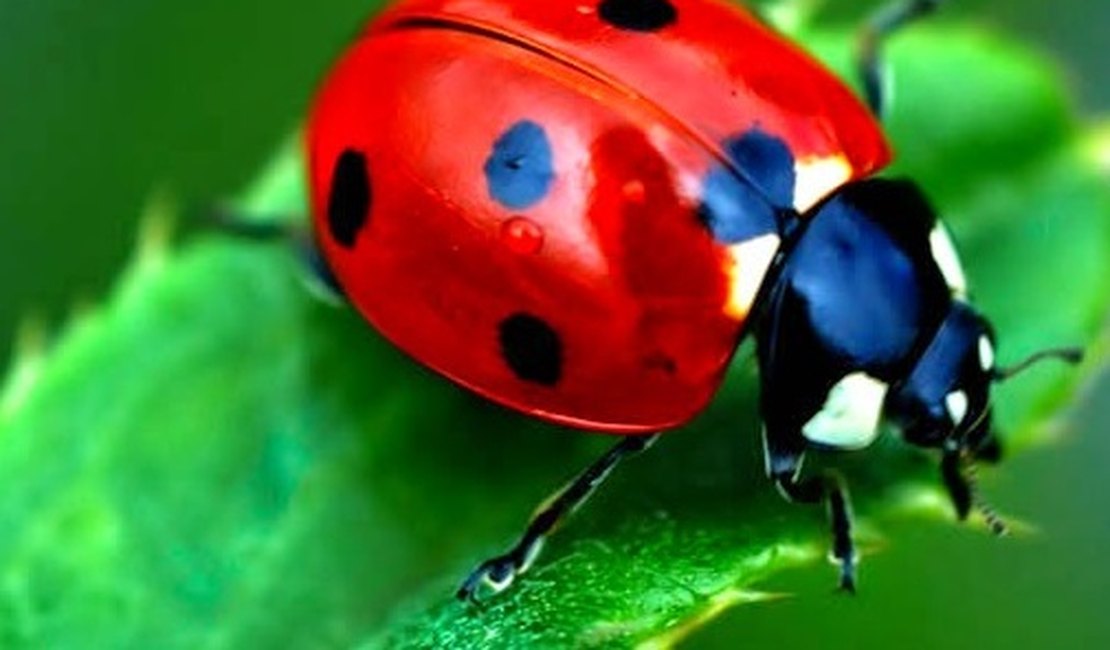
[302,0,1080,600]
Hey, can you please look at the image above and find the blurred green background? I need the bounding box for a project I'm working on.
[0,0,1106,648]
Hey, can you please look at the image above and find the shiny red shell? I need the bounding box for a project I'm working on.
[307,0,891,433]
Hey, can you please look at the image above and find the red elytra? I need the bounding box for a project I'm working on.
[307,0,891,432]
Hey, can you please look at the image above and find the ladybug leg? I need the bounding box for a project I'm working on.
[760,384,859,593]
[773,467,858,593]
[206,207,296,241]
[207,209,346,303]
[940,447,973,521]
[298,240,346,303]
[456,433,660,603]
[857,0,942,118]
[941,446,1010,536]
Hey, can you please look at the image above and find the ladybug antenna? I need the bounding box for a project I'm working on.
[942,447,1008,536]
[962,458,1009,537]
[992,347,1084,383]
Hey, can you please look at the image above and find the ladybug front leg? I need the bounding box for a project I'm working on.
[857,0,943,118]
[939,446,976,522]
[773,466,858,593]
[457,433,659,603]
[760,391,860,592]
[762,417,859,593]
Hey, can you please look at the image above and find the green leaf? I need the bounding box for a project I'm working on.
[1,22,1108,650]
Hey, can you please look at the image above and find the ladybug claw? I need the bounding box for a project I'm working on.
[830,547,857,595]
[456,554,519,603]
[838,564,857,595]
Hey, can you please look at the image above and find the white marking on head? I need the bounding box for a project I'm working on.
[979,336,995,371]
[946,390,969,425]
[724,233,780,320]
[793,155,853,213]
[802,373,889,450]
[929,224,968,297]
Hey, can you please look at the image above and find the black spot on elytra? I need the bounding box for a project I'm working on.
[499,313,563,386]
[697,169,776,244]
[598,0,677,32]
[697,129,796,243]
[485,120,555,210]
[724,129,796,209]
[327,149,372,249]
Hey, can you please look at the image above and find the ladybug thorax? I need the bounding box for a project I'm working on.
[756,178,992,454]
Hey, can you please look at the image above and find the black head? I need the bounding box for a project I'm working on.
[886,302,1082,456]
[885,303,996,453]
